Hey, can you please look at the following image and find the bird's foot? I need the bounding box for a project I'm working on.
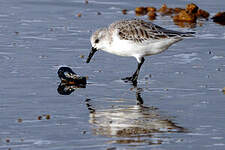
[122,76,137,86]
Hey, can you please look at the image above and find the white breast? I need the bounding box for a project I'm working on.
[102,32,182,59]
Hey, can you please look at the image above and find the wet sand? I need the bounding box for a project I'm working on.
[0,0,225,150]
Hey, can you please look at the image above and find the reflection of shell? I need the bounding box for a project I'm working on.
[57,83,85,95]
[89,105,185,138]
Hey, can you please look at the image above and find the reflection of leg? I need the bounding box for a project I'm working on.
[136,89,144,105]
[122,57,145,86]
[85,99,95,113]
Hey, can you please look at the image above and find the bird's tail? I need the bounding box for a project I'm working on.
[181,31,195,37]
[162,28,195,38]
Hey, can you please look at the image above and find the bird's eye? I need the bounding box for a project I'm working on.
[95,39,99,43]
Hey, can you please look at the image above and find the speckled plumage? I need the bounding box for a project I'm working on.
[90,19,193,62]
[108,19,193,43]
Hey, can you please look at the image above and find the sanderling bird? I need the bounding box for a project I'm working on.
[86,19,194,85]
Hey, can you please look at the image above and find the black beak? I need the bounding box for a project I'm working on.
[86,47,97,63]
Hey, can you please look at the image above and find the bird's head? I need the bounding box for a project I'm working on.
[86,28,108,63]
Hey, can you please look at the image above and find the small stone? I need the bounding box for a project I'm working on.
[186,3,199,14]
[6,139,10,143]
[158,4,167,13]
[222,87,225,94]
[46,114,51,120]
[15,31,19,35]
[80,55,85,58]
[85,0,88,4]
[146,7,156,12]
[212,12,225,25]
[77,13,82,18]
[158,4,173,16]
[82,130,86,134]
[17,118,23,123]
[97,12,101,15]
[147,11,157,20]
[122,9,127,15]
[173,8,185,14]
[135,7,147,16]
[173,10,197,23]
[37,116,42,120]
[197,9,209,19]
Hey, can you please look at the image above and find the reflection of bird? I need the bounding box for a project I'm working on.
[85,92,186,145]
[57,67,86,85]
[86,19,194,85]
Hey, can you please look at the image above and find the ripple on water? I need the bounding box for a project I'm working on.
[210,55,224,60]
[20,19,46,23]
[0,52,14,63]
[160,52,201,64]
[173,53,201,64]
[90,1,127,5]
[23,36,56,41]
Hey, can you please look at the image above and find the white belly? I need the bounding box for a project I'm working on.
[103,36,182,58]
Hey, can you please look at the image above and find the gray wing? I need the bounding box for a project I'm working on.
[109,19,194,43]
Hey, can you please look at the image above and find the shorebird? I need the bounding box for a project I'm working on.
[86,19,193,85]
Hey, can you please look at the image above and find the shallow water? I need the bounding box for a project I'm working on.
[0,0,225,150]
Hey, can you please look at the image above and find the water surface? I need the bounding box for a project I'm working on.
[0,0,225,150]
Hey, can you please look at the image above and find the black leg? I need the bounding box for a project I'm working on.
[85,98,95,113]
[122,57,145,85]
[136,89,144,105]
